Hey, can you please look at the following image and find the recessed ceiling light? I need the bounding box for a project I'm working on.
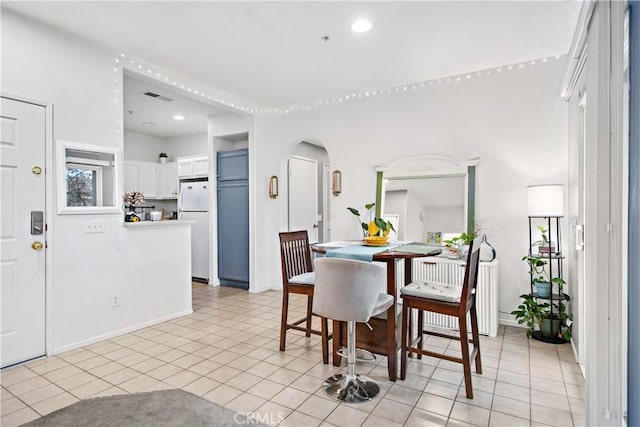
[173,115,185,121]
[351,19,372,33]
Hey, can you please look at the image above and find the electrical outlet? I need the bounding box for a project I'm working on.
[85,220,105,234]
[111,294,120,307]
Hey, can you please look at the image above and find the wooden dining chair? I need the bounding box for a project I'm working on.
[400,237,482,398]
[279,230,331,364]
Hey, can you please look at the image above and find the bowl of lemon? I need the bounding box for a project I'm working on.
[363,235,389,246]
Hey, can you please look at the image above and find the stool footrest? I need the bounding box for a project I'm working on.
[323,374,380,403]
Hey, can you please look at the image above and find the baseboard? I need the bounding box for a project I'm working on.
[499,318,526,328]
[570,339,586,377]
[52,309,193,355]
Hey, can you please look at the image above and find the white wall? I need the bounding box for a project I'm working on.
[253,58,568,323]
[123,131,168,162]
[385,190,408,239]
[2,11,192,353]
[405,190,426,243]
[425,206,465,234]
[166,132,208,159]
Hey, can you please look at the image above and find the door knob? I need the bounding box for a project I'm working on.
[31,241,44,250]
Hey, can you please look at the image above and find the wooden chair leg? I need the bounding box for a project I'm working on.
[458,313,473,399]
[470,306,482,374]
[408,306,413,359]
[417,309,424,360]
[279,291,289,352]
[400,301,409,380]
[332,320,342,367]
[305,296,313,337]
[321,317,329,364]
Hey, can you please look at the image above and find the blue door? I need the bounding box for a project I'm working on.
[217,149,249,289]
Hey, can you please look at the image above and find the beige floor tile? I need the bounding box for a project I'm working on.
[117,352,150,367]
[415,393,455,417]
[431,367,465,386]
[130,357,166,374]
[405,407,448,427]
[1,396,27,415]
[69,378,113,399]
[267,367,303,386]
[59,349,97,365]
[202,384,243,406]
[362,414,403,427]
[171,354,205,370]
[206,365,243,383]
[89,386,128,398]
[30,391,79,416]
[75,355,111,371]
[26,357,70,375]
[530,389,570,411]
[247,378,286,400]
[530,405,573,426]
[496,370,530,388]
[226,392,267,413]
[102,367,141,385]
[424,379,460,400]
[456,388,494,409]
[449,401,491,426]
[182,377,220,396]
[155,348,189,363]
[280,410,322,427]
[0,406,40,427]
[246,361,281,378]
[491,395,530,420]
[87,361,125,378]
[42,365,83,383]
[493,381,530,402]
[289,373,323,394]
[163,370,201,388]
[6,376,51,396]
[384,383,422,406]
[146,363,183,381]
[488,411,530,427]
[297,395,339,419]
[18,383,65,406]
[371,397,413,424]
[271,386,312,410]
[118,374,169,393]
[325,404,369,427]
[186,359,222,376]
[254,401,293,426]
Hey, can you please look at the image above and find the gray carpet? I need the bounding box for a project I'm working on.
[22,389,269,427]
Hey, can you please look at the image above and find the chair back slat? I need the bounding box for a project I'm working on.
[460,237,482,311]
[279,231,313,283]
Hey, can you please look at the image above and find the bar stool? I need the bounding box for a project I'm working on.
[313,257,393,403]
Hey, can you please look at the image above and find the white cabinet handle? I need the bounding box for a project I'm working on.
[576,224,585,250]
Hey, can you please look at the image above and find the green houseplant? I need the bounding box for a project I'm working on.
[511,293,572,340]
[347,203,395,238]
[522,225,566,298]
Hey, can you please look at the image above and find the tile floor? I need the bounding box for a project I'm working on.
[1,283,585,427]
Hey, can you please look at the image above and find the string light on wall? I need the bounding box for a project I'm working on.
[268,175,279,199]
[331,170,342,197]
[113,52,564,117]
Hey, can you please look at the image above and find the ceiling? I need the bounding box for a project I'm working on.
[123,73,227,138]
[3,1,580,109]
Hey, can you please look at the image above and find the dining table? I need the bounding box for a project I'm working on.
[311,240,442,381]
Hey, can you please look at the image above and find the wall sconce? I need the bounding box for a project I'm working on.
[268,175,279,199]
[331,170,342,196]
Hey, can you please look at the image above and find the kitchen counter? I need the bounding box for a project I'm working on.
[122,220,195,228]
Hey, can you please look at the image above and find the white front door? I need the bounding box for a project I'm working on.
[288,156,318,243]
[1,97,47,368]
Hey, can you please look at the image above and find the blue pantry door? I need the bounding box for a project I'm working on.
[217,149,249,289]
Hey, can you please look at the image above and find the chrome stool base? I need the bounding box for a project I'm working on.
[337,347,376,362]
[322,374,380,403]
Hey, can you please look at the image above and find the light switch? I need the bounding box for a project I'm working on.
[85,220,105,233]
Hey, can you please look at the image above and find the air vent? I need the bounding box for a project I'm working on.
[142,91,173,102]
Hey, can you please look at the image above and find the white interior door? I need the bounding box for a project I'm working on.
[1,97,46,368]
[288,156,318,242]
[576,93,586,371]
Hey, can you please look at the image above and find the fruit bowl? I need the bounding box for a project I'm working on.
[363,236,389,246]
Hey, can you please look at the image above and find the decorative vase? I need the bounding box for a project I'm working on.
[534,280,552,298]
[159,157,167,164]
[479,235,496,262]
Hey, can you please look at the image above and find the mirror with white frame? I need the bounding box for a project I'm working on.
[375,154,478,244]
[56,140,121,214]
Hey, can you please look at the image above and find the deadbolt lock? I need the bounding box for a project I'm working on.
[32,166,42,175]
[31,241,44,250]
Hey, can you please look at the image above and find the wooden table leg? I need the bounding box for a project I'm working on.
[386,259,397,381]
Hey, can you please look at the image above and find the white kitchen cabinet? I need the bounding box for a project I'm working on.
[124,160,178,199]
[159,163,179,198]
[177,155,208,178]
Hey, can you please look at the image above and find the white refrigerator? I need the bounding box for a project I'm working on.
[179,180,209,281]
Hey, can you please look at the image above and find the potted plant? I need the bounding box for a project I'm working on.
[158,152,168,164]
[511,294,572,340]
[522,226,565,297]
[347,203,395,238]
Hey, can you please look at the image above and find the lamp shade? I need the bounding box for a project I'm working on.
[527,184,564,217]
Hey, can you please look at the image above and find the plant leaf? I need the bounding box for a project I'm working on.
[347,207,360,216]
[365,203,375,210]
